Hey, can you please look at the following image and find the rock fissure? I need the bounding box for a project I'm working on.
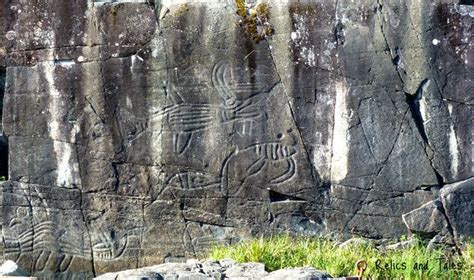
[78,189,96,277]
[342,108,408,231]
[437,199,461,253]
[85,97,106,124]
[265,37,319,188]
[376,0,406,87]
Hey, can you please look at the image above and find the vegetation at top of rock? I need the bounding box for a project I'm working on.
[234,1,273,42]
[0,176,5,181]
[210,235,474,279]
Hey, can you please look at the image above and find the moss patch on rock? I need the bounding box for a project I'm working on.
[235,1,273,42]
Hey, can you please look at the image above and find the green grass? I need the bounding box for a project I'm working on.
[210,235,473,279]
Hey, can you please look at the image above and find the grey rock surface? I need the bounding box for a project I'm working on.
[338,237,370,249]
[402,200,450,238]
[264,267,331,280]
[94,260,331,280]
[0,0,472,278]
[401,177,473,247]
[440,177,474,241]
[384,239,418,251]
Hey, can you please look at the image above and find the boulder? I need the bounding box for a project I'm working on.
[401,178,473,247]
[402,200,450,238]
[338,237,371,249]
[263,267,331,280]
[384,239,418,251]
[440,178,474,240]
[94,261,333,280]
[223,262,268,279]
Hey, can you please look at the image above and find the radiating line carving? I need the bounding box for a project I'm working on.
[166,172,221,191]
[219,137,298,195]
[150,61,267,154]
[243,142,297,184]
[4,213,140,272]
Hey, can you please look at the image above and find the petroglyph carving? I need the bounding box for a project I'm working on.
[243,142,297,184]
[58,254,74,272]
[4,210,140,271]
[4,220,80,272]
[220,135,298,195]
[166,172,221,191]
[212,61,237,106]
[153,171,222,199]
[158,137,297,198]
[92,230,129,261]
[150,61,267,154]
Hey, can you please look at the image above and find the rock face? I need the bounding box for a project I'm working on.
[0,0,472,278]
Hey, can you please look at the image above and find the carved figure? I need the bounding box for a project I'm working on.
[151,61,266,154]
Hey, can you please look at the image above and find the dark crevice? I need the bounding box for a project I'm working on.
[269,189,305,203]
[405,79,429,143]
[0,135,7,180]
[405,80,446,186]
[0,66,7,180]
[409,230,438,240]
[334,21,345,46]
[433,171,445,187]
[437,200,462,254]
[392,47,401,66]
[111,162,120,191]
[459,0,474,5]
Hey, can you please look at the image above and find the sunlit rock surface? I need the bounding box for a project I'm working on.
[0,0,472,278]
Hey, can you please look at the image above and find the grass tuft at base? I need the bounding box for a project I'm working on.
[210,235,473,279]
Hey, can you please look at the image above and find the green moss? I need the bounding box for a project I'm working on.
[210,235,474,279]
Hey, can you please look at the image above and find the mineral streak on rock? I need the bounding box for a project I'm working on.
[0,0,472,278]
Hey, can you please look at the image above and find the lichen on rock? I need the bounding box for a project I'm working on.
[235,1,274,42]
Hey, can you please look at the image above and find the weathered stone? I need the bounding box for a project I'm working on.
[0,0,472,278]
[400,178,474,247]
[427,234,457,251]
[338,237,371,249]
[402,200,450,238]
[94,261,334,280]
[223,262,268,279]
[0,134,7,178]
[263,267,331,280]
[440,178,474,240]
[384,239,418,251]
[95,263,191,280]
